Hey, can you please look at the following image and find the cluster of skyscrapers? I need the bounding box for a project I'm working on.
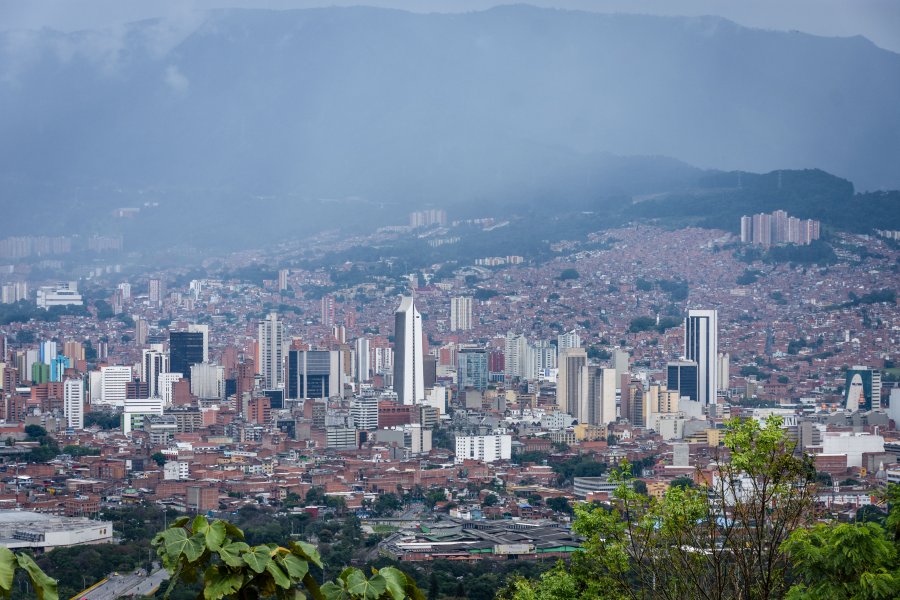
[740,210,821,246]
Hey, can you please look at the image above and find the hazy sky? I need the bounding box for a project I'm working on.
[2,0,899,53]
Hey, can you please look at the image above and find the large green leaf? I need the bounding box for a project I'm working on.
[266,561,292,589]
[0,547,16,593]
[204,520,227,551]
[278,553,309,581]
[320,580,349,600]
[173,516,191,528]
[346,569,386,599]
[159,528,206,562]
[291,541,323,568]
[243,546,273,574]
[377,567,408,600]
[17,553,58,600]
[203,566,245,600]
[193,515,210,535]
[218,541,250,568]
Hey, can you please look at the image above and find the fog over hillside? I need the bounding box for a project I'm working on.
[0,5,898,237]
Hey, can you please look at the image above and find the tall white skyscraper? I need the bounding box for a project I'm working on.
[258,312,285,390]
[393,296,424,405]
[354,337,370,383]
[588,367,617,426]
[449,296,473,332]
[684,309,718,405]
[64,378,84,429]
[141,345,169,397]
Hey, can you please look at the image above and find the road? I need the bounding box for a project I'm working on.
[76,568,169,600]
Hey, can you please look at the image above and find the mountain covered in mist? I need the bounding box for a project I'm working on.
[1,5,899,220]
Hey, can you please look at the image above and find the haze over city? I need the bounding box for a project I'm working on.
[0,2,897,600]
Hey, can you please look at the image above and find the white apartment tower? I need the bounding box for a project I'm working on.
[351,393,379,430]
[449,296,473,332]
[141,345,169,398]
[258,312,284,390]
[99,365,132,407]
[393,296,424,405]
[63,378,84,430]
[684,309,719,405]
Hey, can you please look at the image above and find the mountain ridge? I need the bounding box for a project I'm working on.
[1,4,898,224]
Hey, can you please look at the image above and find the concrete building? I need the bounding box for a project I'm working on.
[458,348,488,391]
[287,350,343,400]
[0,511,113,550]
[63,378,84,430]
[351,393,379,430]
[393,296,424,405]
[455,434,511,464]
[98,365,132,407]
[190,362,225,400]
[141,345,168,398]
[450,296,473,332]
[588,367,617,426]
[258,312,285,390]
[36,282,83,309]
[557,348,588,420]
[684,309,718,405]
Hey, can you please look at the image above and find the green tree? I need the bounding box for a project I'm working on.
[24,425,48,439]
[545,497,572,514]
[508,416,816,600]
[483,494,499,507]
[152,452,167,466]
[153,515,422,600]
[783,521,900,599]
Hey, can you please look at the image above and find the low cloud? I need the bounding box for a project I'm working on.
[163,64,189,93]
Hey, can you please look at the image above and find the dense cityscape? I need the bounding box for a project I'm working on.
[0,202,896,598]
[1,1,899,599]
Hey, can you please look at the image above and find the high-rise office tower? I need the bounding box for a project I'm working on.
[449,296,473,332]
[142,345,169,397]
[845,366,882,412]
[588,367,617,426]
[355,338,370,383]
[667,359,699,402]
[557,347,587,418]
[63,378,84,430]
[287,350,342,400]
[393,296,424,405]
[188,324,210,363]
[257,312,284,390]
[278,269,289,292]
[170,331,205,382]
[457,348,488,391]
[684,309,718,405]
